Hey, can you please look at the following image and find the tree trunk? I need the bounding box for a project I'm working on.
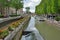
[0,7,2,14]
[16,9,17,15]
[1,7,5,17]
[6,7,10,17]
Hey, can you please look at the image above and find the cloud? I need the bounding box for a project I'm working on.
[30,7,35,13]
[23,0,41,13]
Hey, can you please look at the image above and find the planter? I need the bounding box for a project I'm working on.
[9,15,20,17]
[0,30,9,39]
[0,16,30,40]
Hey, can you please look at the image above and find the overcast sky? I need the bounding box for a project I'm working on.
[23,0,41,13]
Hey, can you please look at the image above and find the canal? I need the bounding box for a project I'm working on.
[21,16,44,40]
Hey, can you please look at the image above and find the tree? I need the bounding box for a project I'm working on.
[0,0,8,17]
[0,0,12,17]
[36,0,60,15]
[10,0,23,15]
[0,0,23,17]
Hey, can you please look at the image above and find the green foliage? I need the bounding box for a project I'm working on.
[0,0,23,8]
[36,0,60,15]
[0,14,4,18]
[8,27,14,31]
[9,0,23,14]
[9,14,20,17]
[0,0,10,7]
[0,30,9,39]
[0,0,23,16]
[10,0,23,10]
[55,16,60,21]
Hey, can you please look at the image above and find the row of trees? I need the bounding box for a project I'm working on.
[0,0,23,17]
[36,0,60,15]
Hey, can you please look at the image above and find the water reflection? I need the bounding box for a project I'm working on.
[25,33,36,40]
[21,32,36,40]
[21,16,36,40]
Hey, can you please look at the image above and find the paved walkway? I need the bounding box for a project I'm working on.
[0,16,21,23]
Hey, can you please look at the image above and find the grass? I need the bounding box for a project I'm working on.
[35,21,60,40]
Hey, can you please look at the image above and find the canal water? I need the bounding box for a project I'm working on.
[21,32,36,40]
[21,16,44,40]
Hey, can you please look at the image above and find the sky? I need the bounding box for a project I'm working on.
[23,0,41,13]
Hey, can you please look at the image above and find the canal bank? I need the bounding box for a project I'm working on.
[35,16,60,40]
